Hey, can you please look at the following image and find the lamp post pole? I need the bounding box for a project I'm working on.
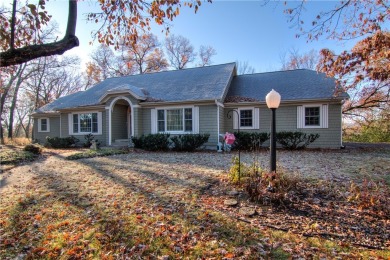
[265,89,281,191]
[270,108,277,173]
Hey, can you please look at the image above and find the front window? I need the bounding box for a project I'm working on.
[166,109,183,131]
[184,108,192,131]
[240,109,253,127]
[157,108,193,133]
[157,110,165,132]
[40,118,48,131]
[73,113,99,133]
[305,107,320,126]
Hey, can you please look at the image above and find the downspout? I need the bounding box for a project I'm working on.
[215,99,222,152]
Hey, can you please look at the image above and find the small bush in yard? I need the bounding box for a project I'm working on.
[171,134,210,151]
[83,133,100,148]
[276,131,319,150]
[24,144,42,154]
[347,179,390,215]
[228,156,251,184]
[0,149,36,164]
[45,136,79,148]
[131,133,170,151]
[234,132,269,150]
[245,168,303,205]
[67,148,128,160]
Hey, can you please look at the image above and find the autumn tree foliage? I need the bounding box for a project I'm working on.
[165,34,196,69]
[120,34,169,74]
[318,32,390,115]
[84,45,134,88]
[198,45,217,67]
[0,56,82,142]
[0,0,211,67]
[281,0,390,116]
[0,0,78,67]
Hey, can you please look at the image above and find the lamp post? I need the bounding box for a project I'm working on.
[266,89,281,190]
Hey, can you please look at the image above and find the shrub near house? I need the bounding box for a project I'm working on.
[132,133,210,151]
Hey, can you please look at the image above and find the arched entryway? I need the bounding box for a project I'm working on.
[108,96,134,146]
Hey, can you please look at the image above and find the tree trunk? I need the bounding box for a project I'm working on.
[26,115,32,139]
[7,64,27,139]
[8,79,22,138]
[0,0,79,67]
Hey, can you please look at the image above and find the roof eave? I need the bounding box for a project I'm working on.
[31,111,61,117]
[140,99,217,107]
[57,104,106,112]
[224,97,346,107]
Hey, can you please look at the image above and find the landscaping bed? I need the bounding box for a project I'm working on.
[0,146,389,258]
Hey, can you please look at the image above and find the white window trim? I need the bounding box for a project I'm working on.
[68,111,103,135]
[233,107,260,130]
[297,104,328,129]
[151,105,199,134]
[38,118,50,132]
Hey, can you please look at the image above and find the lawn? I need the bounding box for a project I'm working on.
[0,146,389,259]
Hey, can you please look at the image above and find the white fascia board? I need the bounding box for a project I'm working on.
[140,99,215,108]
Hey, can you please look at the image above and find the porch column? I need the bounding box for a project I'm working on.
[105,106,111,146]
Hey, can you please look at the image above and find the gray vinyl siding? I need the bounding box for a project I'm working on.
[223,103,342,149]
[199,105,218,148]
[62,111,107,146]
[111,104,128,140]
[141,108,151,135]
[33,116,61,144]
[132,107,142,137]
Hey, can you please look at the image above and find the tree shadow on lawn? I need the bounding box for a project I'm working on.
[3,151,388,259]
[67,152,390,251]
[1,154,272,259]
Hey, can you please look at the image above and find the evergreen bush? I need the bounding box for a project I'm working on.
[276,131,319,150]
[171,134,210,151]
[24,144,42,155]
[233,132,270,150]
[131,133,170,151]
[45,136,79,148]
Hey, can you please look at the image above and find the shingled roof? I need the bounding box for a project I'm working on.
[35,65,346,114]
[36,63,236,113]
[226,69,346,102]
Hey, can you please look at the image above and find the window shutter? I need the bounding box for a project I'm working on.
[151,109,157,134]
[68,114,73,135]
[233,109,238,129]
[97,112,103,134]
[297,106,304,128]
[38,118,42,132]
[254,108,260,129]
[322,104,328,128]
[46,119,50,132]
[193,106,199,133]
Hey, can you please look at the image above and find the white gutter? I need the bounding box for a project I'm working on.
[215,100,223,152]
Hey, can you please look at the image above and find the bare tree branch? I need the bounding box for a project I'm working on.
[0,0,79,67]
